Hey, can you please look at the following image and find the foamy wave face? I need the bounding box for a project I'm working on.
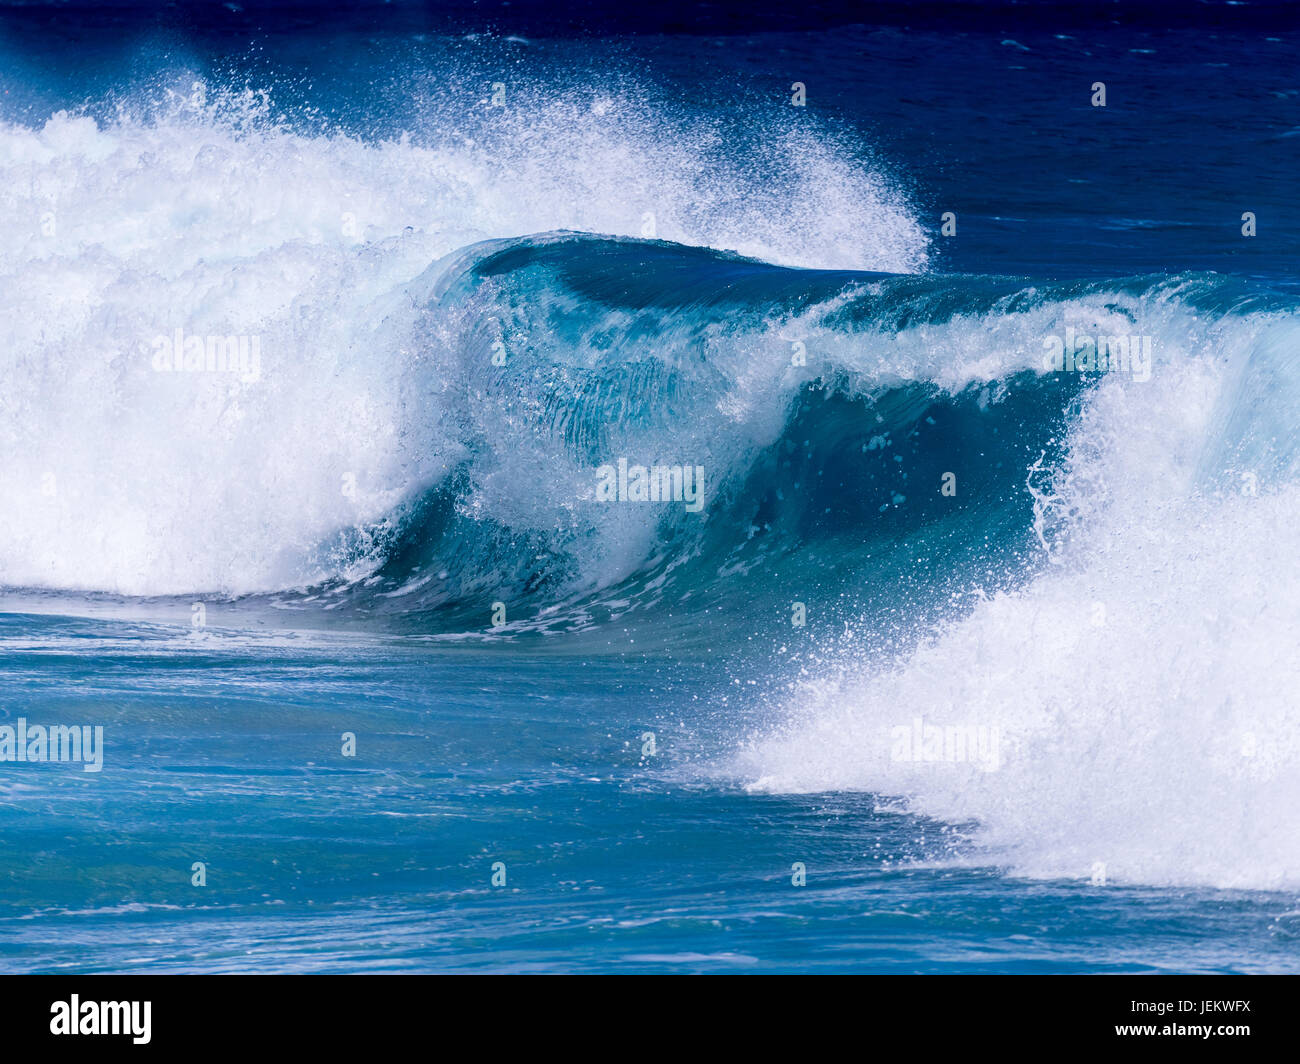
[0,77,926,595]
[740,319,1300,891]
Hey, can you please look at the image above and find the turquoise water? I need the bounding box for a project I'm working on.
[2,4,1299,972]
[4,614,1298,973]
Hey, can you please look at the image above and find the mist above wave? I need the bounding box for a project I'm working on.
[0,71,926,596]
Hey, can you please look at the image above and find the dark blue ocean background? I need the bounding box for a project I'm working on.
[1,1,1298,971]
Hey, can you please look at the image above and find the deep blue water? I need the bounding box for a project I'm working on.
[1,2,1298,972]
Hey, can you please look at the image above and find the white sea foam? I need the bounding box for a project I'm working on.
[0,79,926,595]
[741,320,1300,891]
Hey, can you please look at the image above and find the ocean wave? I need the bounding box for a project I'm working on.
[737,282,1300,892]
[0,79,926,599]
